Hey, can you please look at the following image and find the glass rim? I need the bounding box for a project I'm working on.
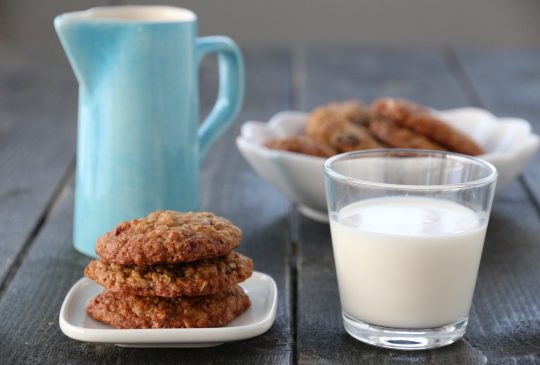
[323,149,498,191]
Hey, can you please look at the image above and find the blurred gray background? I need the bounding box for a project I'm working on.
[1,0,540,47]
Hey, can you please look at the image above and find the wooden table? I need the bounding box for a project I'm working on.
[1,45,540,364]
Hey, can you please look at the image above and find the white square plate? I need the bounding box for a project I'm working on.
[59,271,277,348]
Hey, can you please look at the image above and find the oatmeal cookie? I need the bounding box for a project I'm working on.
[264,135,336,157]
[84,252,253,297]
[309,100,372,126]
[306,115,382,152]
[306,100,382,152]
[368,118,447,151]
[372,98,484,155]
[87,285,250,329]
[96,211,242,265]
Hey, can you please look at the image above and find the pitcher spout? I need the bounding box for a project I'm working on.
[54,9,105,88]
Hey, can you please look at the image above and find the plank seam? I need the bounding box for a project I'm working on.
[290,47,301,365]
[288,208,299,365]
[518,175,540,218]
[0,157,75,300]
[444,48,485,108]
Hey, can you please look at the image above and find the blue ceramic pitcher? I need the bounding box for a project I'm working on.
[55,6,244,257]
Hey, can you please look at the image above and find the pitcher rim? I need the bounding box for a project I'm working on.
[55,5,197,24]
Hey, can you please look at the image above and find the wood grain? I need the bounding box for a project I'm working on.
[453,48,540,364]
[0,0,114,286]
[294,46,469,111]
[466,182,540,364]
[0,45,76,287]
[0,49,294,364]
[452,48,540,202]
[294,46,540,364]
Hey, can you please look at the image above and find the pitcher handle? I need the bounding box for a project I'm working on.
[196,36,245,160]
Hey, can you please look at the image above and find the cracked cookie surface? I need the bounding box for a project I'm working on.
[265,135,337,157]
[85,252,253,297]
[372,98,484,155]
[305,100,383,152]
[87,285,250,329]
[368,118,447,151]
[96,211,242,265]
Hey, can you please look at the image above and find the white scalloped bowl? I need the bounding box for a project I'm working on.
[236,109,539,222]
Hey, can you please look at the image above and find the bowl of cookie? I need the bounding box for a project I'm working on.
[236,98,539,223]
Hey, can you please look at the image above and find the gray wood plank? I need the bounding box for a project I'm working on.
[0,49,294,364]
[295,46,469,111]
[0,45,77,287]
[466,181,540,365]
[452,48,540,364]
[0,0,113,285]
[295,47,540,364]
[452,48,540,202]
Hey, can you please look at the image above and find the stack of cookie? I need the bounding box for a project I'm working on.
[84,210,253,329]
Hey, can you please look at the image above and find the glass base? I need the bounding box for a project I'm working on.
[343,314,467,350]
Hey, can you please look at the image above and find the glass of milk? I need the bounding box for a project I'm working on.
[324,149,497,350]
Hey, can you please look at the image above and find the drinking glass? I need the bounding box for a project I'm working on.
[324,149,497,350]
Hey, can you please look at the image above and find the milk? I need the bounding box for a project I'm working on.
[330,196,487,329]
